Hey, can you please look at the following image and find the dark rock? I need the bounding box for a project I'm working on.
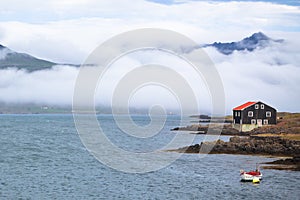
[262,156,300,171]
[172,135,300,157]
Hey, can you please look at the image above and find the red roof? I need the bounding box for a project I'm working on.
[233,101,257,111]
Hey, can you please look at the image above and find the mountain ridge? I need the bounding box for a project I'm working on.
[0,44,57,72]
[0,32,284,71]
[204,32,284,55]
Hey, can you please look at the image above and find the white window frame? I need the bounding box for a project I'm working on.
[251,119,256,124]
[255,104,259,109]
[264,119,268,125]
[238,112,240,117]
[266,111,271,117]
[261,104,265,109]
[248,111,253,117]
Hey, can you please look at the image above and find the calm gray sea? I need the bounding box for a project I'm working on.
[0,114,299,199]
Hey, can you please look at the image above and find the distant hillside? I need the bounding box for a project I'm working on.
[0,32,284,71]
[204,32,284,55]
[0,44,56,72]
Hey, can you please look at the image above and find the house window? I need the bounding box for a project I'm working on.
[261,104,265,109]
[251,119,256,124]
[266,111,271,117]
[238,112,240,117]
[255,104,259,109]
[248,111,253,117]
[264,119,268,125]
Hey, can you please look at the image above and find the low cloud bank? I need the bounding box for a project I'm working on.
[205,39,300,112]
[0,65,78,105]
[0,38,299,114]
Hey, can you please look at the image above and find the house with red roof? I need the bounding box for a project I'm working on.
[232,101,277,132]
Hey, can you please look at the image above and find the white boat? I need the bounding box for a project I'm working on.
[240,166,262,182]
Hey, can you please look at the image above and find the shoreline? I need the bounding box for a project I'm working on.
[261,157,300,171]
[169,135,300,156]
[171,124,248,136]
[168,134,300,171]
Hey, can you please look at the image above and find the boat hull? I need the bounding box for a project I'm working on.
[240,173,262,182]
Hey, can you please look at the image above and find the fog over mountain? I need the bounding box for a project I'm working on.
[204,32,284,55]
[0,44,56,72]
[0,31,299,113]
[203,33,300,113]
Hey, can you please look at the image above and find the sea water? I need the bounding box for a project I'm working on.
[0,114,299,199]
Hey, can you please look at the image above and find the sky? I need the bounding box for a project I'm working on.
[0,0,299,114]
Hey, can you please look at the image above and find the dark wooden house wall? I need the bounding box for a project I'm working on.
[233,102,277,125]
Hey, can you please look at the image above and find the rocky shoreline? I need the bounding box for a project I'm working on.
[173,136,300,156]
[170,135,300,170]
[177,136,300,157]
[262,157,300,171]
[170,112,300,170]
[171,124,243,135]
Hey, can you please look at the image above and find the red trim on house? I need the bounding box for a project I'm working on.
[233,102,257,111]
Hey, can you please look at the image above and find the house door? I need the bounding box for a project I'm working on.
[257,119,262,127]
